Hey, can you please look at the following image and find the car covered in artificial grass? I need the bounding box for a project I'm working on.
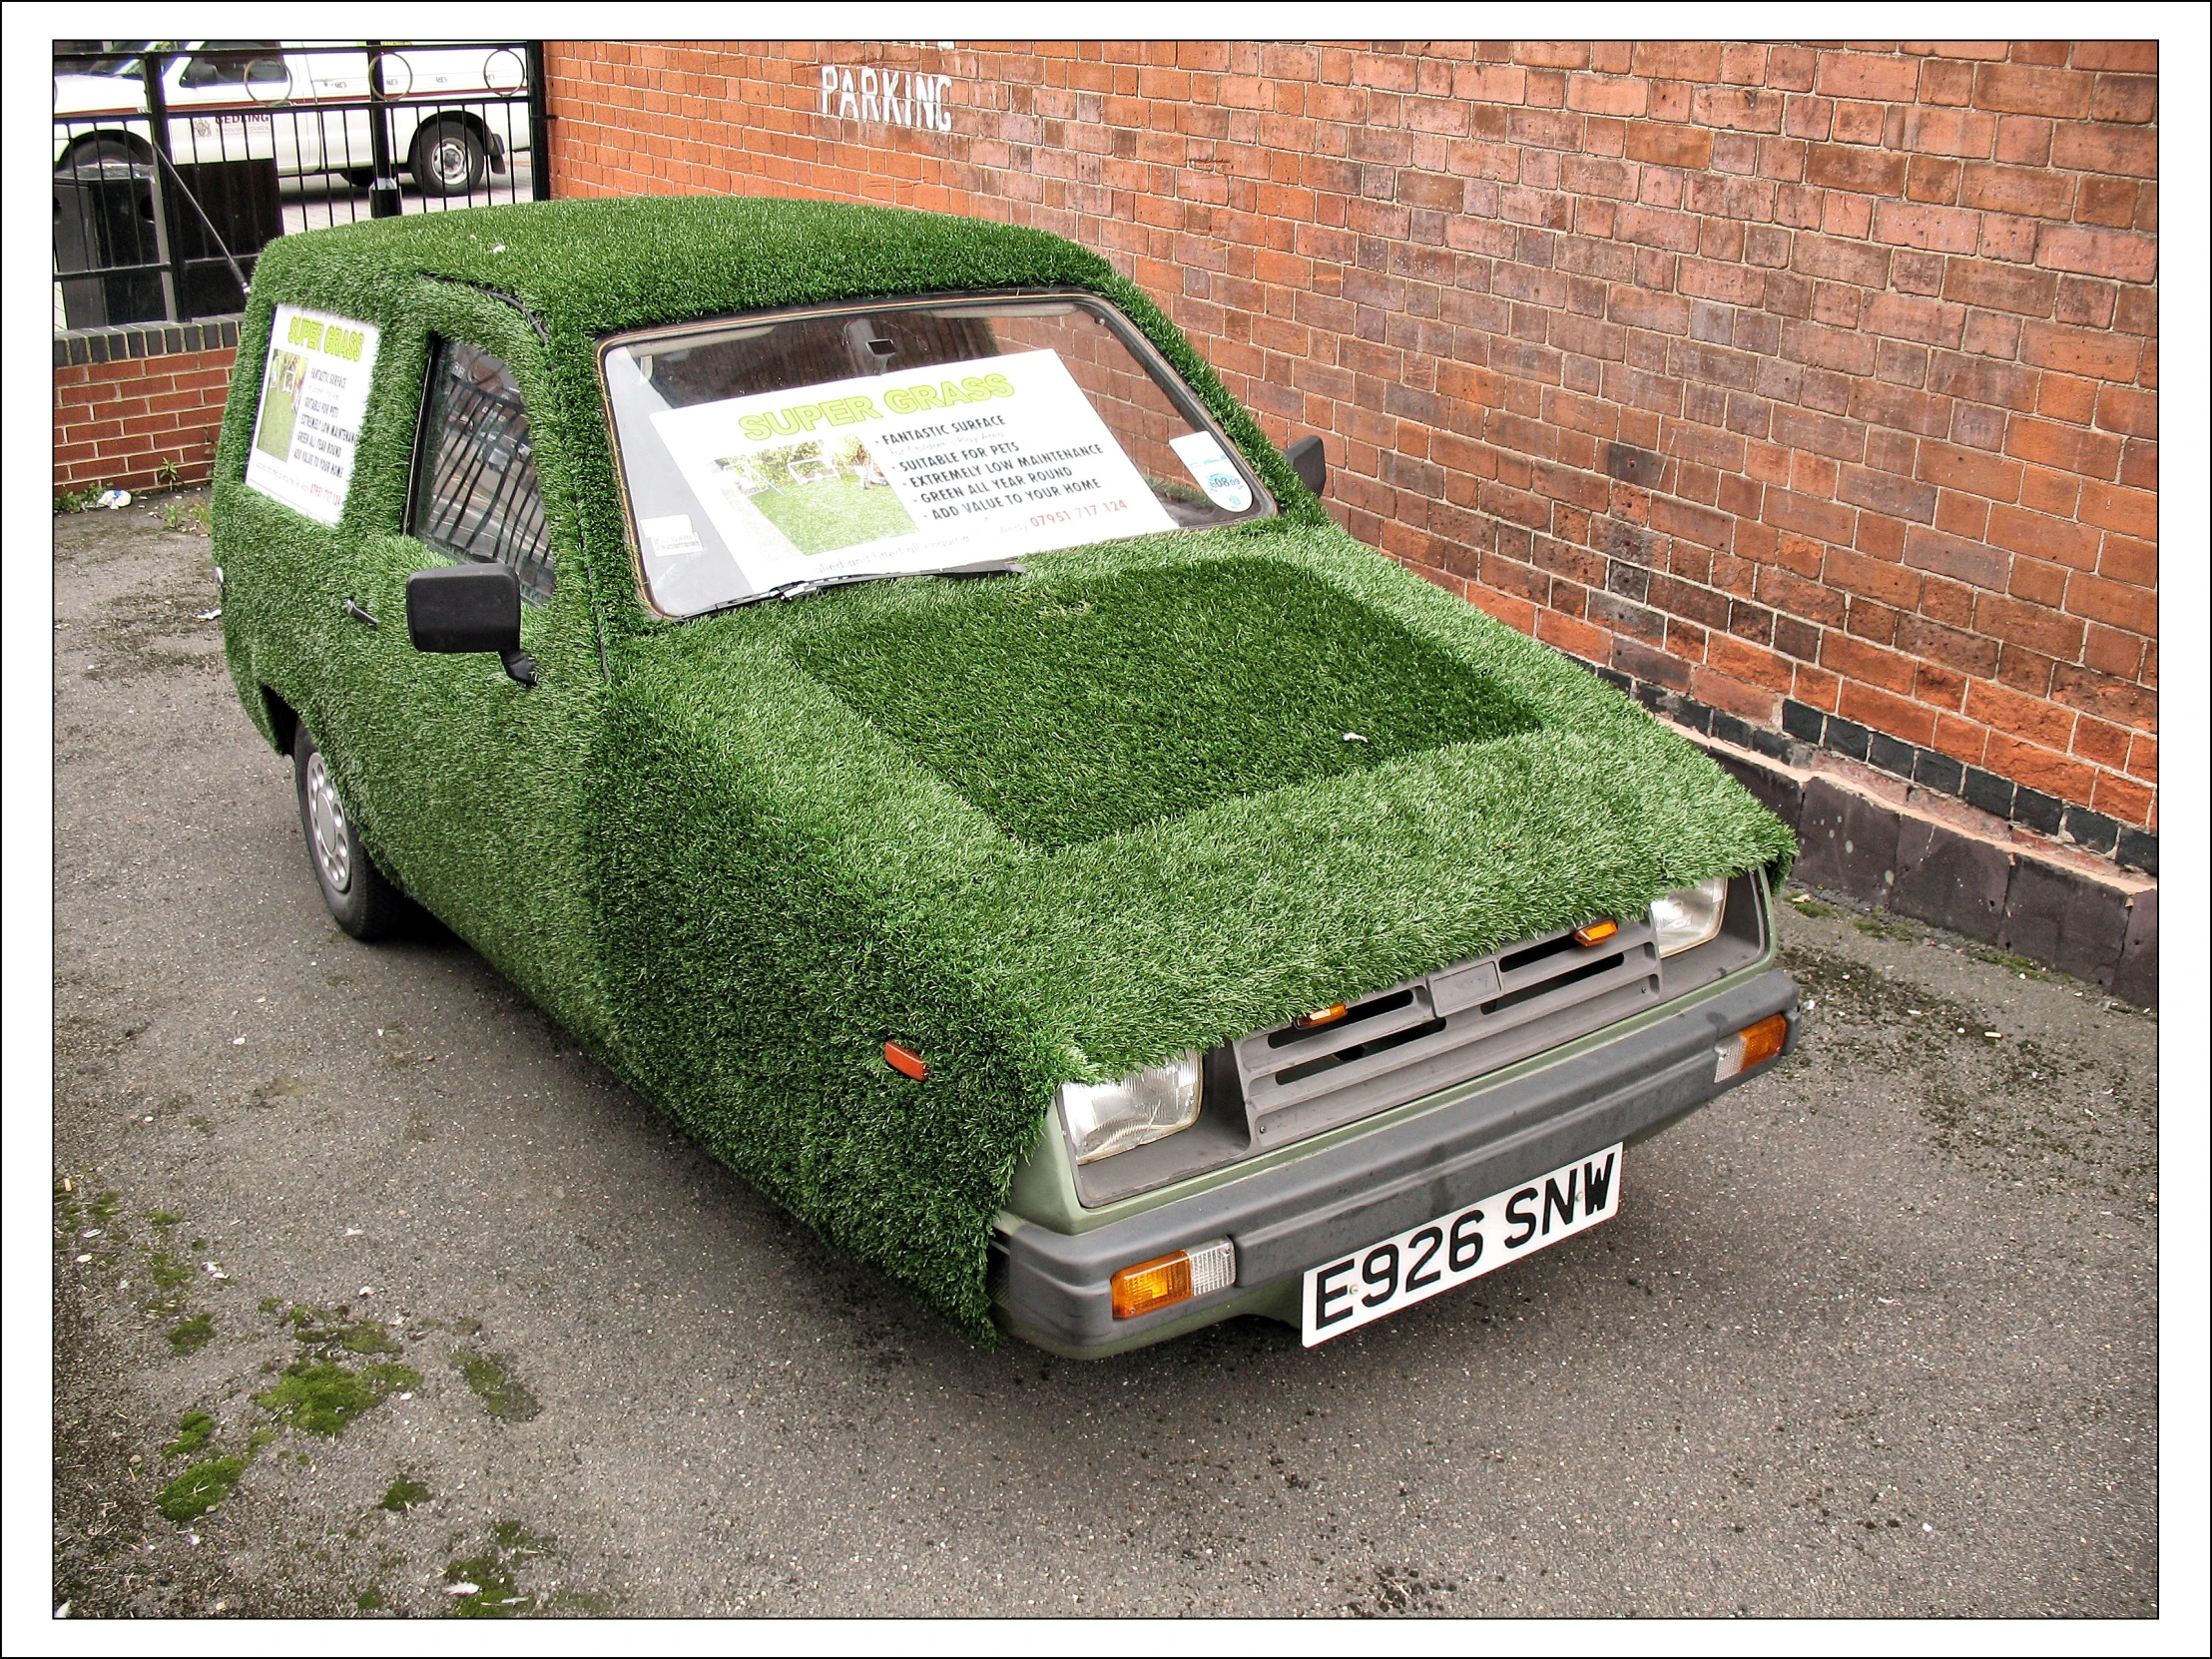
[212,195,1799,1356]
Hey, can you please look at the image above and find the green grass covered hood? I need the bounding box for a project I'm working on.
[216,197,1794,1339]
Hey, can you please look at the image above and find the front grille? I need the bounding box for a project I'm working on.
[1234,917,1663,1152]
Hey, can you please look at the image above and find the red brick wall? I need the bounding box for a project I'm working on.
[562,41,2162,833]
[54,342,238,495]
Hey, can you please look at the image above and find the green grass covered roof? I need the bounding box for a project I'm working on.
[247,195,1137,341]
[219,197,1793,1341]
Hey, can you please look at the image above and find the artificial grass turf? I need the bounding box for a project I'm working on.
[791,556,1543,847]
[588,526,1795,1340]
[212,196,1796,1343]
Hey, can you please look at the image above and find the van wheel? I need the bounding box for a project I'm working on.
[293,724,410,939]
[409,120,486,196]
[55,134,147,175]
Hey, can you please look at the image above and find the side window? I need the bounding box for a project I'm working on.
[409,339,554,603]
[178,40,280,88]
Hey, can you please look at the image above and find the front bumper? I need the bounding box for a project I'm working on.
[991,966,1798,1356]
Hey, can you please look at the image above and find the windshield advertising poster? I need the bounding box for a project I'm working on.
[644,348,1177,597]
[245,304,380,526]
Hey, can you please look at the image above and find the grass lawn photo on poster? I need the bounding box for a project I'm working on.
[731,437,917,556]
[255,349,305,459]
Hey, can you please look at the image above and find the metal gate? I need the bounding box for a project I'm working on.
[54,40,550,328]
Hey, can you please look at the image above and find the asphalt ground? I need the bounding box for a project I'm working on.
[47,491,2161,1620]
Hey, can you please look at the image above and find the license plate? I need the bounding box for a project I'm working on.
[1301,1144,1622,1346]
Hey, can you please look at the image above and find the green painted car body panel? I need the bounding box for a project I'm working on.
[212,197,1795,1342]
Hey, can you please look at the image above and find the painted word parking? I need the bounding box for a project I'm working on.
[821,64,954,131]
[1304,1146,1622,1345]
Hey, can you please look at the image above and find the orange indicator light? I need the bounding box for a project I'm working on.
[1294,1002,1350,1029]
[1111,1239,1236,1319]
[1111,1251,1195,1320]
[1572,917,1620,946]
[1714,1012,1790,1081]
[883,1041,928,1080]
[1738,1012,1789,1068]
[1114,1247,1238,1327]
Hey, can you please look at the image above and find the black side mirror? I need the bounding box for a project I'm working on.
[1286,434,1327,497]
[406,563,536,685]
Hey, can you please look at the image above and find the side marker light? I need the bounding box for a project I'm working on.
[883,1041,928,1080]
[1715,1013,1790,1081]
[1572,917,1620,946]
[1110,1239,1236,1320]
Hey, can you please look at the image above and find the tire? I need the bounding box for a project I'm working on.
[292,723,411,940]
[55,134,147,175]
[409,119,487,197]
[340,166,376,190]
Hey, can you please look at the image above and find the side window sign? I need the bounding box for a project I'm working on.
[245,302,379,526]
[409,339,554,603]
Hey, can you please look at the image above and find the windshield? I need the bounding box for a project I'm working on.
[600,292,1274,616]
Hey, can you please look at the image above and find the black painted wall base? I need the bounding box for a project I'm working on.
[1697,739,2158,1009]
[1561,652,2157,881]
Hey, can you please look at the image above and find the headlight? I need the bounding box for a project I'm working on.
[1057,1053,1203,1164]
[1650,875,1728,957]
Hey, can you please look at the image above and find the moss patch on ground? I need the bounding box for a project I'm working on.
[163,1410,217,1459]
[793,556,1543,846]
[443,1521,554,1618]
[451,1348,540,1422]
[167,1313,216,1355]
[297,1319,402,1357]
[283,1305,407,1361]
[378,1475,431,1512]
[157,1456,246,1523]
[253,1361,418,1436]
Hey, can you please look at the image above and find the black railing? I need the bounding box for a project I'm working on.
[54,40,548,329]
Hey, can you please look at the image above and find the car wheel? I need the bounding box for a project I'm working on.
[292,723,411,940]
[56,134,146,175]
[409,120,486,197]
[340,166,376,190]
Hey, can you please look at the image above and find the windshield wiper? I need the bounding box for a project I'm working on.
[705,561,1026,615]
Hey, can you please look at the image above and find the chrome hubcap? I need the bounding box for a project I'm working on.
[305,751,351,893]
[430,139,471,188]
